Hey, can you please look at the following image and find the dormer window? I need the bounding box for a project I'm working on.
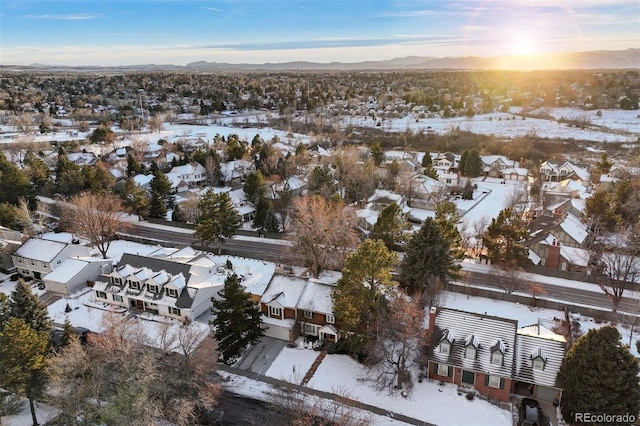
[166,288,178,298]
[491,352,503,366]
[490,339,506,366]
[439,329,453,355]
[465,346,476,360]
[148,284,159,293]
[464,334,479,360]
[531,348,547,371]
[129,281,140,290]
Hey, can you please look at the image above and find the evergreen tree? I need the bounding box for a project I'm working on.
[8,279,51,335]
[0,153,36,208]
[82,164,115,194]
[243,171,267,206]
[370,141,384,166]
[423,164,439,180]
[458,150,468,176]
[148,192,167,219]
[121,178,149,219]
[0,317,50,426]
[332,239,398,340]
[483,207,529,265]
[434,200,464,260]
[421,151,432,168]
[126,153,145,176]
[149,169,175,208]
[60,317,76,348]
[462,180,474,200]
[558,326,639,422]
[55,152,84,196]
[23,152,51,190]
[464,149,483,177]
[196,191,241,254]
[369,203,411,251]
[212,273,264,364]
[400,218,458,295]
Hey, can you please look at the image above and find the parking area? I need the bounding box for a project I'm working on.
[236,336,286,375]
[513,395,557,426]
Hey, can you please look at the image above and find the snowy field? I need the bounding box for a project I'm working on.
[1,107,638,151]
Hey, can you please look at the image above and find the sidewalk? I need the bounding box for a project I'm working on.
[216,363,437,426]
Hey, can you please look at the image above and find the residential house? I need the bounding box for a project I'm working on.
[427,307,566,403]
[169,162,208,187]
[356,189,410,234]
[514,323,566,402]
[43,258,112,296]
[93,251,276,323]
[0,226,22,271]
[12,238,91,280]
[411,174,446,209]
[220,159,255,184]
[295,279,339,343]
[65,152,99,167]
[481,155,518,178]
[427,307,518,402]
[433,152,458,172]
[539,161,590,185]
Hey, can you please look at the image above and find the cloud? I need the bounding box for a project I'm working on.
[25,13,102,20]
[203,7,221,12]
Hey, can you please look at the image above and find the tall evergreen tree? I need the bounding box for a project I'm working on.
[148,191,167,219]
[212,273,264,364]
[243,171,267,206]
[400,218,458,295]
[558,326,639,422]
[121,178,149,219]
[421,151,432,168]
[369,203,411,251]
[464,149,483,177]
[8,279,51,334]
[434,200,464,260]
[370,141,384,166]
[150,169,175,208]
[483,207,529,265]
[458,150,468,176]
[0,317,51,426]
[0,153,36,208]
[196,191,241,254]
[423,164,439,180]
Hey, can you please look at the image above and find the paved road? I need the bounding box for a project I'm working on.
[459,269,638,314]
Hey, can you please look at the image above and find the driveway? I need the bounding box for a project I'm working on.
[236,336,286,375]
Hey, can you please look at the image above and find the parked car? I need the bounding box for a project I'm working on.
[520,398,540,426]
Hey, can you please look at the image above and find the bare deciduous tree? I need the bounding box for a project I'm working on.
[552,307,583,349]
[529,282,547,308]
[287,195,358,277]
[592,249,639,312]
[492,262,526,294]
[367,292,425,393]
[148,114,164,133]
[59,193,130,258]
[47,313,220,426]
[11,112,35,135]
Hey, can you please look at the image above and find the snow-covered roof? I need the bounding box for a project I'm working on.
[261,274,307,308]
[514,324,566,388]
[560,246,589,267]
[43,258,90,283]
[559,213,588,245]
[296,280,334,314]
[430,308,517,377]
[14,239,68,262]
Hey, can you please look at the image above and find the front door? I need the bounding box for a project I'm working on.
[462,370,475,385]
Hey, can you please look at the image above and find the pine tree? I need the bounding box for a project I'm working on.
[121,178,149,220]
[483,207,529,265]
[370,141,384,166]
[148,192,168,219]
[458,150,468,176]
[0,153,36,208]
[8,279,51,334]
[558,326,639,421]
[421,151,432,168]
[400,218,458,295]
[464,149,483,177]
[243,171,267,206]
[150,169,175,208]
[369,203,411,251]
[0,317,50,426]
[196,190,241,254]
[212,274,264,364]
[434,200,464,260]
[423,164,439,180]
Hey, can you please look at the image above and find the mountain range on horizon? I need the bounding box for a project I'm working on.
[6,48,639,72]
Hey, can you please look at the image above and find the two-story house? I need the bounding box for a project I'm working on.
[427,307,566,403]
[12,238,90,280]
[169,162,208,187]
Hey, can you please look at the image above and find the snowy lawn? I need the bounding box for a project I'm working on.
[1,398,61,426]
[307,353,512,426]
[265,343,322,383]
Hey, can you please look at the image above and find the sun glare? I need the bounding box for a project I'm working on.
[510,33,537,56]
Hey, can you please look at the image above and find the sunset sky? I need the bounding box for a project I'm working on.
[1,0,638,66]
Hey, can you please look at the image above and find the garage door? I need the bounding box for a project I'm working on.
[535,385,559,402]
[264,324,290,341]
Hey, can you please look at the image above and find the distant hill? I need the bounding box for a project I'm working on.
[3,48,638,72]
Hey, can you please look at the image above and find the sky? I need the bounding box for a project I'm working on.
[0,0,638,66]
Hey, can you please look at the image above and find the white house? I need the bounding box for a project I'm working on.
[169,162,208,187]
[43,258,112,296]
[12,238,90,280]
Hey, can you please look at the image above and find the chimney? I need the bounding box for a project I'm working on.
[548,239,561,269]
[429,306,438,329]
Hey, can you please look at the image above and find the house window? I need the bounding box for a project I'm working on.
[304,310,313,319]
[18,258,23,263]
[269,306,282,319]
[111,277,121,285]
[166,288,178,298]
[303,323,318,335]
[326,314,335,324]
[491,352,503,366]
[57,259,62,264]
[488,375,501,389]
[169,307,180,315]
[533,358,545,371]
[437,363,450,377]
[96,291,107,299]
[129,281,140,290]
[30,260,35,266]
[439,342,450,354]
[464,346,476,360]
[148,285,159,293]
